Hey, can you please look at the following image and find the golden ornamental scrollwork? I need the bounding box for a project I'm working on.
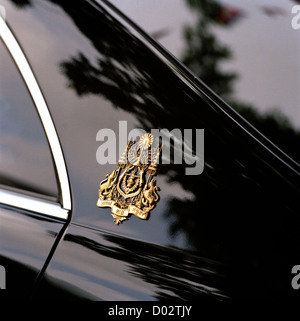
[97,133,161,225]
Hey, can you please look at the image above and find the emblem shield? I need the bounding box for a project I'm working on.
[97,133,161,224]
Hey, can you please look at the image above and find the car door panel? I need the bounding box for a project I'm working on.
[33,222,228,300]
[1,0,299,301]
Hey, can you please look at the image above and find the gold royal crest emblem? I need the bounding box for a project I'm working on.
[97,133,161,224]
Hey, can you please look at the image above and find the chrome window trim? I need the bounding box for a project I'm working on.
[0,189,68,220]
[0,16,71,217]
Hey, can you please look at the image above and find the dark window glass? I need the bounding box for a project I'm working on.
[0,39,58,198]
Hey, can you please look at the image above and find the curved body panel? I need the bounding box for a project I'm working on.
[0,0,299,300]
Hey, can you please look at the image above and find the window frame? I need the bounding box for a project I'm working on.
[0,16,71,220]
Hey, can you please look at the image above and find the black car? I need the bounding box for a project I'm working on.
[0,0,299,301]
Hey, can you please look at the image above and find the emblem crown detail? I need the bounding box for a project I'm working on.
[97,133,161,225]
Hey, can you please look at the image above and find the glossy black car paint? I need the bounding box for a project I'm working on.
[0,206,66,299]
[0,0,299,300]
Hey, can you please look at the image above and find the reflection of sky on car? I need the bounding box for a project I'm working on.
[110,0,300,129]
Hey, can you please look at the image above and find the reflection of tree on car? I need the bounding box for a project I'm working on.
[58,0,300,298]
[182,0,300,162]
[7,0,300,299]
[10,0,299,161]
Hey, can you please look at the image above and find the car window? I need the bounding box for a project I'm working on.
[0,39,58,199]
